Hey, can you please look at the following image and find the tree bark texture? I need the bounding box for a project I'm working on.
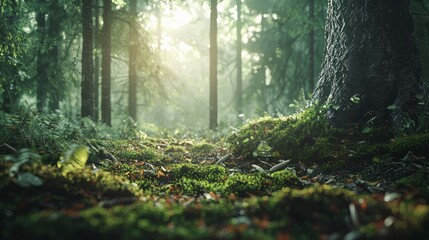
[314,0,426,128]
[81,0,95,120]
[101,0,112,125]
[209,0,218,130]
[128,0,138,121]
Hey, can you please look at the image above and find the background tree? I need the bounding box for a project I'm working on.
[36,0,48,112]
[81,0,95,119]
[0,0,25,111]
[94,0,101,121]
[243,0,326,115]
[47,0,62,111]
[236,0,243,115]
[314,0,427,130]
[209,0,218,130]
[128,0,138,121]
[101,0,112,125]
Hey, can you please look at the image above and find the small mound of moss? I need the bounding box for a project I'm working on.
[227,107,340,164]
[0,164,142,215]
[169,163,227,182]
[228,107,429,168]
[166,164,300,197]
[190,142,216,158]
[394,172,429,195]
[224,173,268,196]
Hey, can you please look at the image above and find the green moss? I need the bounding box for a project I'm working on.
[165,145,187,154]
[224,173,268,196]
[227,107,336,164]
[169,163,227,183]
[228,106,429,171]
[164,146,188,162]
[394,172,429,194]
[175,178,224,195]
[2,184,429,240]
[190,143,215,156]
[0,164,142,215]
[270,169,301,191]
[389,133,429,157]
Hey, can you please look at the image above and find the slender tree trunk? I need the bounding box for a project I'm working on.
[308,0,315,92]
[93,0,100,122]
[48,0,61,112]
[209,0,218,130]
[101,0,112,125]
[314,0,426,129]
[128,0,137,121]
[260,14,268,113]
[81,0,95,119]
[36,0,48,113]
[236,0,243,115]
[157,3,162,56]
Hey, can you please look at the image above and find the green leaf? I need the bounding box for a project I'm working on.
[16,172,43,187]
[387,104,396,110]
[350,94,360,104]
[9,162,24,176]
[58,145,89,171]
[362,127,372,134]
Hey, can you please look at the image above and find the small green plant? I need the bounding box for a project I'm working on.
[289,88,313,113]
[0,105,85,157]
[57,144,90,173]
[1,148,43,187]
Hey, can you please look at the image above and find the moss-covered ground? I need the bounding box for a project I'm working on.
[1,107,429,239]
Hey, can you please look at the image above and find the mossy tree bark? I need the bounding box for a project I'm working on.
[314,0,427,129]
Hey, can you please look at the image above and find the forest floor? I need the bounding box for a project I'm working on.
[1,107,429,239]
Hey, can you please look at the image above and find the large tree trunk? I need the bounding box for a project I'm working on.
[314,0,426,129]
[128,0,137,121]
[101,0,112,126]
[81,0,95,120]
[236,0,243,115]
[209,0,218,130]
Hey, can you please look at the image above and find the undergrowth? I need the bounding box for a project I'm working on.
[1,104,429,239]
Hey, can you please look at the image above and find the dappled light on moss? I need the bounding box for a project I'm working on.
[2,107,429,239]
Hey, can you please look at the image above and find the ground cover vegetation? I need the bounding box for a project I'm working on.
[1,103,429,239]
